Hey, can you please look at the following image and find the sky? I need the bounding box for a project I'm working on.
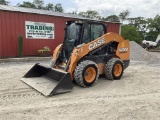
[9,0,160,18]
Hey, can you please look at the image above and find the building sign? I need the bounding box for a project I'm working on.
[25,21,54,39]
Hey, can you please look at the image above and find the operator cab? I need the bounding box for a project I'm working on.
[61,20,106,62]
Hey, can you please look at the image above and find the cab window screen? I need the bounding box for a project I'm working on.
[82,24,104,44]
[91,24,104,40]
[82,24,91,43]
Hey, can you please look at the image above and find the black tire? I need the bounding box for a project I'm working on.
[49,59,55,67]
[104,58,124,80]
[74,60,99,87]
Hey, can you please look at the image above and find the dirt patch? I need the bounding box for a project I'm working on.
[0,61,160,120]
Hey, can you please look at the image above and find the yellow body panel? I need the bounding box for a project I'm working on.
[116,40,130,60]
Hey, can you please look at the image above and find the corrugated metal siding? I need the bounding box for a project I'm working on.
[0,11,2,57]
[0,10,120,58]
[0,11,73,57]
[0,11,21,57]
[106,22,120,33]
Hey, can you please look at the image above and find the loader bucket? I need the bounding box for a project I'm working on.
[21,63,73,96]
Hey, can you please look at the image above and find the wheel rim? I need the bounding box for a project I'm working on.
[84,67,96,83]
[114,64,122,77]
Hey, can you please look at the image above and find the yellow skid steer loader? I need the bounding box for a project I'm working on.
[21,20,130,96]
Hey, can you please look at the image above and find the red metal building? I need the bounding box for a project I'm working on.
[0,5,121,58]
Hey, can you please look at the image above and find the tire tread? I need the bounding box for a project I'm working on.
[74,60,99,87]
[104,58,124,80]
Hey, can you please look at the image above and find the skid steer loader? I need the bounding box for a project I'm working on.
[21,20,130,96]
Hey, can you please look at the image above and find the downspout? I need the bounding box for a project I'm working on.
[0,13,2,58]
[119,23,122,35]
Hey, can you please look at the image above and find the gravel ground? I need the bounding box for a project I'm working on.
[0,61,160,120]
[149,52,160,58]
[0,42,160,120]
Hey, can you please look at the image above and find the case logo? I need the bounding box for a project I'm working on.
[88,38,105,50]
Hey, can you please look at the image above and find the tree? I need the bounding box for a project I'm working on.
[128,17,147,29]
[102,15,120,22]
[17,0,64,13]
[119,10,130,22]
[79,10,101,19]
[68,11,78,15]
[145,14,160,41]
[45,3,54,11]
[128,17,147,39]
[147,14,160,33]
[17,2,36,8]
[33,0,44,9]
[0,0,9,5]
[54,3,63,12]
[121,25,142,43]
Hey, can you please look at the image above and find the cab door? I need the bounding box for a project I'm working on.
[81,23,106,44]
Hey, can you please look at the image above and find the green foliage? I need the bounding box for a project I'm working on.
[145,31,159,42]
[147,14,160,32]
[45,3,54,10]
[54,3,63,12]
[18,35,23,57]
[121,25,142,43]
[102,15,120,22]
[119,10,130,22]
[68,11,78,15]
[79,10,101,19]
[17,0,63,12]
[127,15,160,41]
[128,17,147,32]
[33,0,44,9]
[128,17,147,39]
[0,0,9,5]
[17,2,36,8]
